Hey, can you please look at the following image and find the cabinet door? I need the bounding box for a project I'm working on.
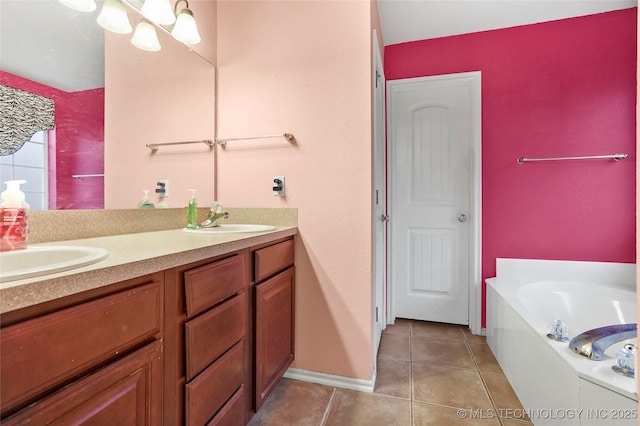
[254,267,295,410]
[3,340,163,426]
[254,239,294,282]
[1,282,162,416]
[185,291,246,381]
[186,340,245,426]
[184,254,246,318]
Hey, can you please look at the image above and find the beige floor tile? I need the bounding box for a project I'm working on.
[248,378,334,426]
[252,321,528,426]
[481,372,529,422]
[384,318,412,335]
[412,336,475,369]
[378,332,411,361]
[324,389,411,426]
[412,321,466,340]
[412,402,501,426]
[469,343,503,373]
[412,363,492,410]
[374,358,411,399]
[463,328,488,344]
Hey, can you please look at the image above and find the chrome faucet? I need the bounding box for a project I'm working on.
[569,323,637,361]
[199,202,229,228]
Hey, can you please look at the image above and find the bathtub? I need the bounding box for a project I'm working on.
[486,258,637,425]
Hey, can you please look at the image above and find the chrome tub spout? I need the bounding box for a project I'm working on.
[569,323,637,361]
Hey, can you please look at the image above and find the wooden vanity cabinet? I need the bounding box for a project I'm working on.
[0,273,164,424]
[252,238,295,411]
[164,250,252,426]
[3,340,163,426]
[0,233,295,425]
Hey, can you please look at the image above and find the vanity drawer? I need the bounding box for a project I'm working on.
[185,291,246,381]
[0,281,162,414]
[185,340,245,426]
[184,254,246,317]
[206,386,245,426]
[254,239,294,282]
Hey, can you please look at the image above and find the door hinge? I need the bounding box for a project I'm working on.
[375,70,381,88]
[376,307,379,322]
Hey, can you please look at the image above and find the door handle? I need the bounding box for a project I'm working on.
[457,214,467,223]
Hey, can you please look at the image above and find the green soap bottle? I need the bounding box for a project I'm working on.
[186,189,198,229]
[137,190,155,208]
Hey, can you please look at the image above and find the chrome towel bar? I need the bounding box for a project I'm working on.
[215,133,295,148]
[146,134,296,152]
[72,173,105,179]
[517,153,627,164]
[146,139,215,152]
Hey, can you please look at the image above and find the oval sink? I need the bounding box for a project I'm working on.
[0,246,109,283]
[182,224,277,234]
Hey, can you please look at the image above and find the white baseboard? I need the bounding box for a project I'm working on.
[283,368,376,393]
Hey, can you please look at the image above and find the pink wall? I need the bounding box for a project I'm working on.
[636,8,640,409]
[104,2,216,210]
[217,0,377,381]
[0,71,104,210]
[385,9,637,327]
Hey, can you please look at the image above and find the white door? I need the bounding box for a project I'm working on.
[372,31,386,354]
[388,73,480,325]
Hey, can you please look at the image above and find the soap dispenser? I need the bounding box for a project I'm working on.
[0,180,30,251]
[186,189,198,229]
[137,190,155,209]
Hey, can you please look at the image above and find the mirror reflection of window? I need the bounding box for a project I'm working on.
[0,130,49,210]
[1,0,104,211]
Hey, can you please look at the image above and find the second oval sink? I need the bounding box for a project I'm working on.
[182,224,277,234]
[0,245,109,283]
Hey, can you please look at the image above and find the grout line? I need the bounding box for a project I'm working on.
[465,335,531,425]
[408,320,413,363]
[471,343,510,425]
[409,320,414,425]
[366,391,414,403]
[409,320,415,401]
[410,358,480,372]
[319,388,337,426]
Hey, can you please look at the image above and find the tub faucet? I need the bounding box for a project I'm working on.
[569,323,637,361]
[200,202,229,228]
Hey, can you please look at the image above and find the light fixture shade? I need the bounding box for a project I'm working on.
[141,0,176,26]
[97,0,132,34]
[57,0,97,12]
[171,9,201,45]
[131,20,161,52]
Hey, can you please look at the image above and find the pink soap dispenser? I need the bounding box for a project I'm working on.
[0,180,29,252]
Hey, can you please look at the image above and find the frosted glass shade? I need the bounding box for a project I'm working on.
[97,0,132,34]
[131,21,161,52]
[57,0,96,12]
[141,0,175,25]
[171,9,201,45]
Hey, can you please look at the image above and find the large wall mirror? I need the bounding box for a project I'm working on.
[0,0,216,211]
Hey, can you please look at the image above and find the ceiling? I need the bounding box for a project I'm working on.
[0,0,105,92]
[377,0,637,46]
[0,1,637,92]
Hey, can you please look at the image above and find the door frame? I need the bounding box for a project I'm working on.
[372,29,387,357]
[386,72,482,335]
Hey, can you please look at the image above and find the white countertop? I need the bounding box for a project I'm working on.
[0,226,297,314]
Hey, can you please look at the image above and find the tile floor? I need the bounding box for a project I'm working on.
[248,319,533,426]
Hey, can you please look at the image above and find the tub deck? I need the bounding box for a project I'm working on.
[486,258,637,425]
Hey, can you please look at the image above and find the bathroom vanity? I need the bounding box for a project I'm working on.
[0,218,297,425]
[0,273,164,425]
